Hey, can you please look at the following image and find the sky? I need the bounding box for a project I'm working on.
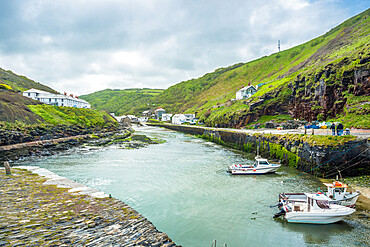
[0,0,369,96]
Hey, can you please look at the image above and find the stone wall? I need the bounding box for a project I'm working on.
[151,124,369,177]
[0,167,177,246]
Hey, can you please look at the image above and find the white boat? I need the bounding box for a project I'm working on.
[323,181,360,207]
[274,193,355,224]
[228,156,281,175]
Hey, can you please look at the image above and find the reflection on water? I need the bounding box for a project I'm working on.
[277,218,354,245]
[15,126,369,247]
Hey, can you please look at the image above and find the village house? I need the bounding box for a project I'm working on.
[154,107,166,119]
[142,110,152,117]
[236,85,258,100]
[172,114,196,125]
[23,88,90,108]
[161,114,173,122]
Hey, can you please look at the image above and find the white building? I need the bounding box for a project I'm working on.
[161,114,173,122]
[23,89,90,108]
[172,114,196,125]
[236,85,258,100]
[155,107,166,119]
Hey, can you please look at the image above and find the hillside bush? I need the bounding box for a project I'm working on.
[0,84,12,90]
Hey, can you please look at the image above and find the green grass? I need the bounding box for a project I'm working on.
[28,104,117,127]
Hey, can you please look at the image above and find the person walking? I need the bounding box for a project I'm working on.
[330,123,336,135]
[337,123,344,136]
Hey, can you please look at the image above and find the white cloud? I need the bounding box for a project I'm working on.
[0,0,365,95]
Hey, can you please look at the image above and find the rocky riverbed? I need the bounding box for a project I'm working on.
[0,127,162,163]
[0,167,177,246]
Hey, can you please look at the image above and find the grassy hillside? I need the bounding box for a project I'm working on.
[27,104,116,127]
[0,90,117,130]
[0,91,44,124]
[0,68,56,93]
[154,8,370,128]
[79,88,164,116]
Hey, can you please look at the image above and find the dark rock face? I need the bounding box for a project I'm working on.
[292,66,370,122]
[0,125,119,146]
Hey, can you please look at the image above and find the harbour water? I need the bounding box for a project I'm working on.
[16,126,369,246]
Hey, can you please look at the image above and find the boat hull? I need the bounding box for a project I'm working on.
[229,166,280,175]
[329,193,360,207]
[284,208,355,224]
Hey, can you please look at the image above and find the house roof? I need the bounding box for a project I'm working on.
[155,108,166,112]
[23,88,50,94]
[238,85,257,92]
[24,88,89,104]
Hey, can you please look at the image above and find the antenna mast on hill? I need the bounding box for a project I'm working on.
[278,40,281,52]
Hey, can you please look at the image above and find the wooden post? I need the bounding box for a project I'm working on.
[4,161,11,175]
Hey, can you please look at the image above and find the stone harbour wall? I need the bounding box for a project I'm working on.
[150,124,369,177]
[0,167,177,246]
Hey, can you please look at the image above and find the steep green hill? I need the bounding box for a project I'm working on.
[154,8,370,128]
[0,68,56,93]
[79,88,164,116]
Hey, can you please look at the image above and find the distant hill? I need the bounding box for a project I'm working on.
[79,88,164,116]
[0,68,56,93]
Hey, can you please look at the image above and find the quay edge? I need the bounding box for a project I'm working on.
[148,123,369,178]
[0,166,178,246]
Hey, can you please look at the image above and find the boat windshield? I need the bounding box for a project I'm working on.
[259,161,269,165]
[316,200,330,209]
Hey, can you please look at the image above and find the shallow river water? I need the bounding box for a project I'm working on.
[16,126,369,246]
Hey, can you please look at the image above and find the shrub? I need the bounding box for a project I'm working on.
[0,84,12,90]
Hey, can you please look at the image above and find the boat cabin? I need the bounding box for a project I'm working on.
[279,193,332,212]
[254,158,270,167]
[323,181,348,201]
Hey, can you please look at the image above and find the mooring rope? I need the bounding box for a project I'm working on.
[323,148,369,178]
[282,139,367,183]
[325,156,369,178]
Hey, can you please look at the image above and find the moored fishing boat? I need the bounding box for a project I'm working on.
[273,193,355,224]
[228,156,281,175]
[322,181,360,207]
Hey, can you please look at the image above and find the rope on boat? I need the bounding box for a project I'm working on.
[281,140,367,183]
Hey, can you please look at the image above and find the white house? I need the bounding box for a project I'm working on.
[161,114,173,122]
[236,85,258,100]
[155,107,166,119]
[172,114,196,125]
[23,88,90,108]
